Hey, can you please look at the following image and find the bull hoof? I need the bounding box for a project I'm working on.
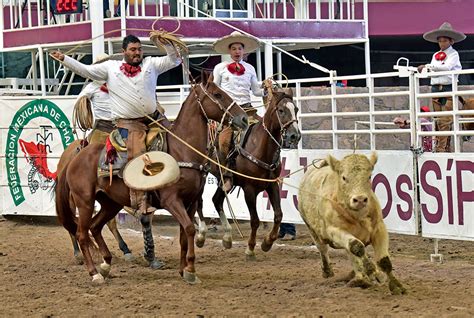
[99,262,111,278]
[196,234,206,248]
[91,273,105,285]
[322,268,334,278]
[123,253,134,262]
[182,270,201,285]
[261,239,273,252]
[222,237,232,249]
[389,279,407,295]
[149,259,165,270]
[347,277,372,289]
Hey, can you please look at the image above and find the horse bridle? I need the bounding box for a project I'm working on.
[263,94,298,148]
[194,83,240,128]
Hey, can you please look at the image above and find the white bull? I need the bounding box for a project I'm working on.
[298,153,406,295]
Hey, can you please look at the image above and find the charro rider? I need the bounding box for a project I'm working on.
[417,22,466,152]
[212,31,265,191]
[51,34,182,216]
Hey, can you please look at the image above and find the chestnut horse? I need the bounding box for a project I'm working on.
[196,89,301,260]
[56,75,248,284]
[56,139,134,265]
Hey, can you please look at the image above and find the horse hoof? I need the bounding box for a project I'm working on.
[261,239,273,252]
[149,259,165,270]
[222,239,232,249]
[74,255,84,265]
[196,235,206,248]
[123,253,134,262]
[91,273,105,285]
[182,270,201,285]
[99,262,111,278]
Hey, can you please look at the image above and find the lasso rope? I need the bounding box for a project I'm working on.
[72,95,94,132]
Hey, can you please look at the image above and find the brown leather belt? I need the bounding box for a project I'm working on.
[93,119,115,133]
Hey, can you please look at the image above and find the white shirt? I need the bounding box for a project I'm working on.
[213,60,263,105]
[427,46,462,85]
[77,82,111,120]
[62,45,181,119]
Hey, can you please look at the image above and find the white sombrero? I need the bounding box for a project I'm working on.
[423,22,466,43]
[213,31,260,54]
[123,151,180,191]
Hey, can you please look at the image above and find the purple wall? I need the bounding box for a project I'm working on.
[367,0,474,36]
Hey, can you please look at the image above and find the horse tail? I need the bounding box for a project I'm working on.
[55,171,77,236]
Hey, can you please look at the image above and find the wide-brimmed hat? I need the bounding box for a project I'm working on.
[423,22,466,43]
[213,31,260,54]
[123,151,180,191]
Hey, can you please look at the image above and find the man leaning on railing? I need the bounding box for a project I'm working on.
[417,22,466,153]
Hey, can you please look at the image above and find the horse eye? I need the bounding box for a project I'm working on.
[214,93,222,99]
[278,108,284,113]
[342,176,347,182]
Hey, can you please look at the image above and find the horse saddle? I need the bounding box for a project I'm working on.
[97,127,168,179]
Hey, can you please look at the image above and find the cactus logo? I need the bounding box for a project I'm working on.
[5,99,75,206]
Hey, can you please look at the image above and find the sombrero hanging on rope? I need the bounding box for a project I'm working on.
[123,151,180,191]
[213,31,260,54]
[423,22,466,43]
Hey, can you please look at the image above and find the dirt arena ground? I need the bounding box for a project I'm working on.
[0,215,473,317]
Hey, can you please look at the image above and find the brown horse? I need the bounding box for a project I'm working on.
[56,139,135,265]
[56,75,248,284]
[196,89,301,260]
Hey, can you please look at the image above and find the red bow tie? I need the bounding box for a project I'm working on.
[435,51,447,61]
[100,83,109,93]
[120,63,142,77]
[227,62,245,76]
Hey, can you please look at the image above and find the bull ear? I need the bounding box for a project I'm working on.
[369,151,378,169]
[327,155,340,172]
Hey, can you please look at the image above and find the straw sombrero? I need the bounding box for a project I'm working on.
[423,22,466,43]
[123,151,180,191]
[213,31,260,54]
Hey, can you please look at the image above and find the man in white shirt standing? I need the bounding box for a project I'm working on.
[417,22,466,152]
[51,34,182,215]
[213,31,264,191]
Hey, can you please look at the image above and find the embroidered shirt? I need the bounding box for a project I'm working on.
[213,60,263,105]
[77,82,112,120]
[62,45,181,119]
[427,46,462,85]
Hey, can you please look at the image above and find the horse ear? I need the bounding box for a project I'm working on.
[283,87,293,98]
[207,72,214,84]
[200,70,209,84]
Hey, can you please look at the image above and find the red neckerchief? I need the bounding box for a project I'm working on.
[227,62,245,76]
[435,51,447,62]
[120,63,141,77]
[100,83,109,93]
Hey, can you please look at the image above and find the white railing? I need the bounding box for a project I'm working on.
[2,0,366,31]
[151,68,474,154]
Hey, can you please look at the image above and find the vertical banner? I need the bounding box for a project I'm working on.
[1,97,76,216]
[418,154,474,241]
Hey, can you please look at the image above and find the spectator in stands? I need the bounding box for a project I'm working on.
[417,22,466,152]
[393,105,433,152]
[104,0,129,18]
